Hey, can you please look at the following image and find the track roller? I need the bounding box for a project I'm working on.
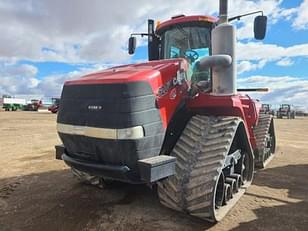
[223,184,232,204]
[225,177,237,194]
[229,174,242,188]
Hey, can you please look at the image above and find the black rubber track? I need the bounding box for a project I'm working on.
[253,114,276,168]
[157,115,253,222]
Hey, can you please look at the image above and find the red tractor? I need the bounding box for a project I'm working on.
[48,98,60,113]
[260,103,275,115]
[55,0,276,222]
[276,104,296,119]
[23,99,42,111]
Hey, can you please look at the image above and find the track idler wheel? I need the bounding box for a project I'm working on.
[215,173,225,208]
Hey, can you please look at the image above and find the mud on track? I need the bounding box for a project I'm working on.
[0,112,308,231]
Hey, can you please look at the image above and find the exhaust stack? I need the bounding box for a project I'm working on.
[211,0,237,95]
[219,0,228,24]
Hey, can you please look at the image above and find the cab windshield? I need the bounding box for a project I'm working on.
[161,25,211,83]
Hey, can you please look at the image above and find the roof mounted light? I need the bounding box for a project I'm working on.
[171,14,185,19]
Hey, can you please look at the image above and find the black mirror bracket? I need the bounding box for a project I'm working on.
[130,33,150,37]
[228,10,267,40]
[128,33,151,55]
[228,10,263,22]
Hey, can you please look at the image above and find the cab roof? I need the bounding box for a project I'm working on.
[156,15,218,33]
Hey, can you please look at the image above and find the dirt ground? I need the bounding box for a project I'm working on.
[0,111,307,231]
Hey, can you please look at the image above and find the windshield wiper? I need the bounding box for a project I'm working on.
[174,25,191,49]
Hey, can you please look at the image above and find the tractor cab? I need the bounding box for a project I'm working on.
[129,15,216,86]
[157,16,215,84]
[129,14,266,94]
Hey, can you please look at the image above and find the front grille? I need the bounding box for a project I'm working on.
[57,81,165,168]
[57,81,161,128]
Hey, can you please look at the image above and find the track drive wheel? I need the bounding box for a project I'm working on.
[157,115,254,222]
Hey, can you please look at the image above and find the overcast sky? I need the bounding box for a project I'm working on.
[0,0,308,110]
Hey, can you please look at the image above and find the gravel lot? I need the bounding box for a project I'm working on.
[0,112,307,231]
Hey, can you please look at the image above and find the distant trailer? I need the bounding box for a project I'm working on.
[2,98,26,111]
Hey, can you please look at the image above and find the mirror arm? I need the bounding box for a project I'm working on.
[228,10,263,22]
[237,88,269,92]
[130,33,150,37]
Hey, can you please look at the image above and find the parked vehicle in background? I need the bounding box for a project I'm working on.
[48,98,60,113]
[24,99,42,111]
[2,98,26,111]
[260,104,275,115]
[277,104,296,119]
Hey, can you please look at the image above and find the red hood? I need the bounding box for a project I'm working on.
[65,59,188,86]
[63,59,190,128]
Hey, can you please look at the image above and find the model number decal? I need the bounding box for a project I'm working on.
[88,105,103,110]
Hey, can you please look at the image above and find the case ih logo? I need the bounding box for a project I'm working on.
[88,105,103,110]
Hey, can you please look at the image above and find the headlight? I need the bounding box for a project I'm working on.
[117,126,144,139]
[57,123,144,140]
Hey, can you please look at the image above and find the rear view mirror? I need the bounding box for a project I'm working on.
[128,37,136,55]
[254,15,267,40]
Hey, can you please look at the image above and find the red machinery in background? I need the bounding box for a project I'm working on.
[24,99,42,111]
[48,98,60,113]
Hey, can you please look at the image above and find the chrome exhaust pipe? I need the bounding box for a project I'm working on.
[212,0,237,95]
[219,0,228,24]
